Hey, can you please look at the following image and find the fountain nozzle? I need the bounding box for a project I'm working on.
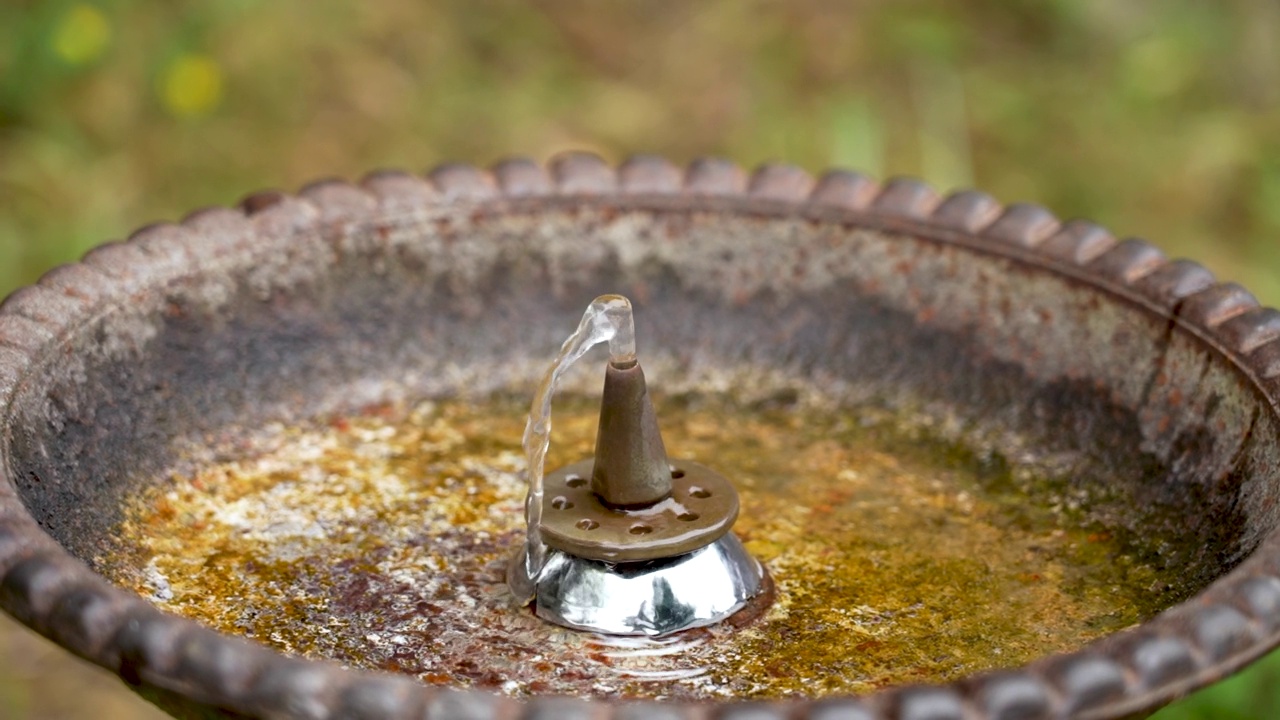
[521,355,765,636]
[590,359,673,508]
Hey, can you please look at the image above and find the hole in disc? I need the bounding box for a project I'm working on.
[671,468,686,479]
[551,497,573,510]
[629,524,653,535]
[689,486,711,498]
[576,519,599,531]
[677,512,700,522]
[566,475,587,488]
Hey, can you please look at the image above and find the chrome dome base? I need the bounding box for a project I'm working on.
[530,533,764,636]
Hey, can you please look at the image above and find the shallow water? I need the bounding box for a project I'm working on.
[103,392,1192,700]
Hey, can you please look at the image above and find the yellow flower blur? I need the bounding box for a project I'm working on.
[160,54,224,118]
[52,4,111,66]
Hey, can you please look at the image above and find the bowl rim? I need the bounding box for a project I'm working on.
[2,152,1280,720]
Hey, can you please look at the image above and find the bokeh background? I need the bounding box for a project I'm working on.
[1,1,1278,717]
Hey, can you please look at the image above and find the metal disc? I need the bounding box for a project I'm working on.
[538,459,739,562]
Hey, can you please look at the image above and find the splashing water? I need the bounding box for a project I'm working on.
[507,294,636,604]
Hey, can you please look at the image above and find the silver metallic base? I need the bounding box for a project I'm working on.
[529,533,763,636]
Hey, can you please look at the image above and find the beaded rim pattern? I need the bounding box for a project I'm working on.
[2,152,1280,720]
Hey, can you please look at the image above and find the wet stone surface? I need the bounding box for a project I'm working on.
[101,392,1195,700]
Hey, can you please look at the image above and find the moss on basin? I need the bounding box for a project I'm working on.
[101,391,1194,700]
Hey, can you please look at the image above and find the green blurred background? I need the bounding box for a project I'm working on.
[1,1,1278,717]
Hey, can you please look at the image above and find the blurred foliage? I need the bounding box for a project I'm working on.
[0,1,1278,718]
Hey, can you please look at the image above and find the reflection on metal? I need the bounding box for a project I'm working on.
[533,534,764,636]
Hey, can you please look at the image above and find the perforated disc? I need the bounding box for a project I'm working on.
[539,459,739,562]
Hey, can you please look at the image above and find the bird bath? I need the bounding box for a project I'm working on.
[2,154,1280,719]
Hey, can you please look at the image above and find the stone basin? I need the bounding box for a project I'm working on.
[2,153,1280,719]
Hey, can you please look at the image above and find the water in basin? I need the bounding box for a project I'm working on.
[100,389,1193,700]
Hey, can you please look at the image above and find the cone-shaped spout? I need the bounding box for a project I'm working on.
[590,359,673,508]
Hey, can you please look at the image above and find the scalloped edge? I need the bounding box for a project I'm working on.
[0,153,1277,720]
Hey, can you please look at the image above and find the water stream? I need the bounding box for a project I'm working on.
[506,294,636,604]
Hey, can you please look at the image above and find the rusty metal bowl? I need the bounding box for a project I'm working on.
[2,153,1280,719]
